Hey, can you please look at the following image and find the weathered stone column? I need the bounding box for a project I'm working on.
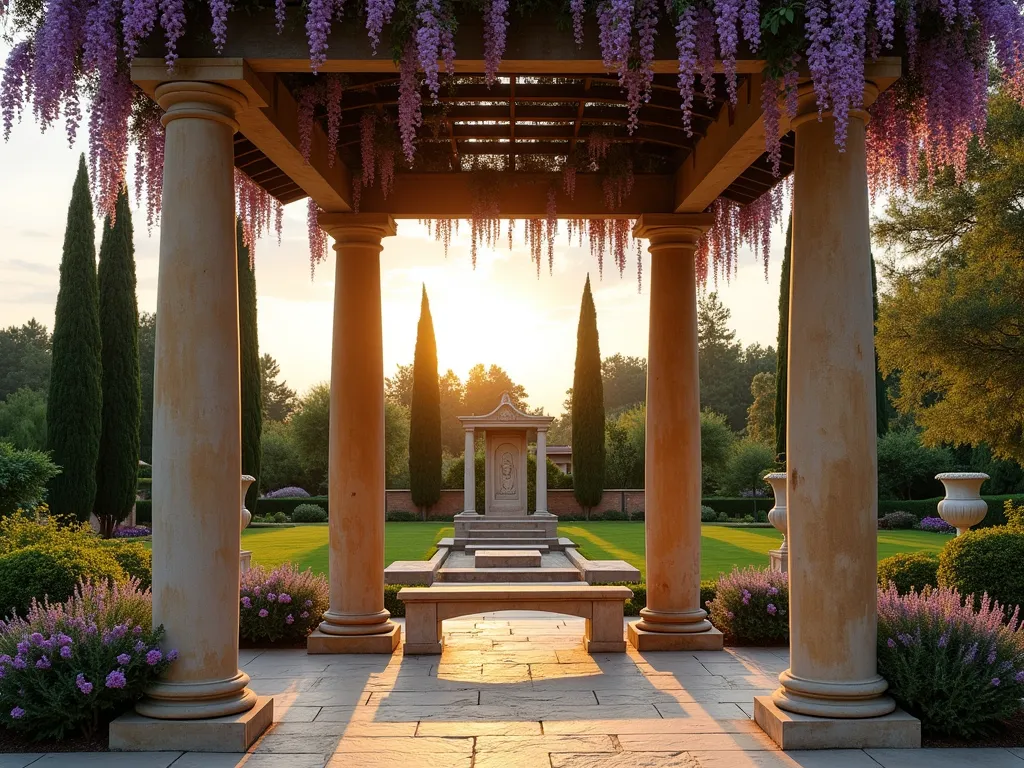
[308,213,400,654]
[464,427,476,512]
[628,214,722,652]
[110,81,272,752]
[755,83,918,749]
[536,428,548,513]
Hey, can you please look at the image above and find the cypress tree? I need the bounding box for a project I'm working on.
[95,187,141,537]
[47,156,103,522]
[409,285,442,514]
[572,275,605,518]
[773,217,792,461]
[871,254,890,437]
[238,220,263,513]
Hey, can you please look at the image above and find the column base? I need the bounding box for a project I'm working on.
[404,639,443,655]
[308,623,400,654]
[768,548,787,573]
[109,695,273,752]
[627,622,723,651]
[240,550,252,573]
[754,696,920,749]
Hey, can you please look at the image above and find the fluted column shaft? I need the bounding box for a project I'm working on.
[464,428,476,512]
[536,428,548,513]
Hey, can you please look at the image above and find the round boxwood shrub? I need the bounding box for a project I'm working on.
[99,540,152,590]
[877,552,939,595]
[0,544,126,618]
[291,504,328,523]
[700,506,718,523]
[937,526,1024,611]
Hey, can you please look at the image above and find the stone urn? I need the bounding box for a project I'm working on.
[764,472,788,572]
[240,475,255,532]
[936,472,989,536]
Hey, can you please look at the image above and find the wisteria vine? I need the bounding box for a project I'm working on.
[3,0,1023,283]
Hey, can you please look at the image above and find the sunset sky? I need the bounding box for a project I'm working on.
[0,52,790,415]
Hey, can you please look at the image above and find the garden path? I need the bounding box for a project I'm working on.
[3,615,1021,767]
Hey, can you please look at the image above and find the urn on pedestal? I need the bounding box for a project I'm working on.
[764,472,788,572]
[240,475,255,572]
[936,473,989,536]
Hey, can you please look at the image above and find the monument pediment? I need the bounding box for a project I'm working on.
[458,392,555,429]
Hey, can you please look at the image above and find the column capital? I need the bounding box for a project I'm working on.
[632,214,715,249]
[155,81,248,131]
[791,81,880,129]
[319,213,398,250]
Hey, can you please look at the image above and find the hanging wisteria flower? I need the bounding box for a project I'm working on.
[365,0,396,53]
[713,0,741,104]
[571,0,586,46]
[416,0,444,101]
[275,0,286,32]
[123,0,159,61]
[325,76,344,168]
[1,42,34,142]
[360,112,377,188]
[482,0,510,86]
[674,3,698,137]
[398,42,423,163]
[160,0,186,68]
[209,0,233,52]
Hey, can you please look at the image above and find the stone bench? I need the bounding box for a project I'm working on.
[398,584,633,655]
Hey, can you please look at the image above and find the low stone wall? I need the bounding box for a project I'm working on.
[385,489,646,520]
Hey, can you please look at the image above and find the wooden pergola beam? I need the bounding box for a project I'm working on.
[132,59,354,211]
[357,172,675,217]
[674,59,901,212]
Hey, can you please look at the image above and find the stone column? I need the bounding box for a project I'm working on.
[628,215,721,652]
[535,428,548,513]
[754,84,916,748]
[464,428,476,512]
[308,213,400,654]
[111,82,272,751]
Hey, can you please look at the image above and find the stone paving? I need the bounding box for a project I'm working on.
[4,614,1024,767]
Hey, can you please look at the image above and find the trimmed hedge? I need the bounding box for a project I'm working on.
[0,544,125,618]
[877,552,939,595]
[257,495,329,518]
[135,500,151,525]
[937,526,1024,610]
[876,496,1024,528]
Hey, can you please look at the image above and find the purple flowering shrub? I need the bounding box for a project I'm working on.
[112,525,151,538]
[919,516,955,534]
[0,579,176,739]
[707,567,789,645]
[240,564,329,644]
[877,584,1024,738]
[262,487,310,499]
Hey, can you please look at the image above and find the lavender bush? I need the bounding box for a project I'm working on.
[240,564,329,644]
[112,525,151,538]
[878,584,1024,737]
[707,567,789,644]
[0,579,175,739]
[262,487,310,499]
[920,516,956,534]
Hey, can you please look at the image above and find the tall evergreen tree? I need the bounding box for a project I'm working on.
[94,187,141,537]
[409,286,442,514]
[572,275,605,518]
[237,221,263,511]
[774,217,792,460]
[871,255,890,437]
[47,156,102,522]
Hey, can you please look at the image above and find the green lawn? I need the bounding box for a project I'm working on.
[240,522,949,581]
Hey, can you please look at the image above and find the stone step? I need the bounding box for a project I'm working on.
[466,528,547,539]
[465,544,550,553]
[436,567,583,583]
[457,519,550,530]
[474,550,542,568]
[457,537,558,547]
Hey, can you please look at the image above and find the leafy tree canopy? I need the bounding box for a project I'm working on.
[0,320,51,402]
[874,92,1024,463]
[260,354,298,422]
[746,371,776,447]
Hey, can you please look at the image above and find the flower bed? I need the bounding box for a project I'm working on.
[707,567,789,645]
[240,564,329,645]
[920,516,956,534]
[112,525,151,539]
[878,584,1024,738]
[0,579,175,740]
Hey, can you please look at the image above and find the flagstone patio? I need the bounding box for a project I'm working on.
[7,615,1023,767]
